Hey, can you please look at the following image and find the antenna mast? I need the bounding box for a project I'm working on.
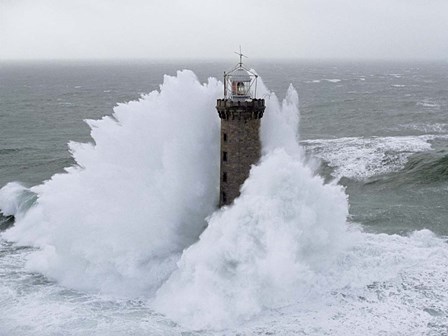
[234,45,247,67]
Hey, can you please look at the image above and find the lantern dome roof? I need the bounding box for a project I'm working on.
[230,68,251,82]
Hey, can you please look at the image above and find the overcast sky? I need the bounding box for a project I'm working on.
[1,0,447,60]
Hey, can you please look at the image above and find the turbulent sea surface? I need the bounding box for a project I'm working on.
[0,60,448,335]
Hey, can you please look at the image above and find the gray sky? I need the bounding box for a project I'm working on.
[1,0,447,60]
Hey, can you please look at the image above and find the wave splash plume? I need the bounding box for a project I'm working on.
[1,70,222,296]
[150,81,351,329]
[153,148,349,329]
[1,70,448,333]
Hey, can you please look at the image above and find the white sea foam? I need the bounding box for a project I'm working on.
[323,78,342,83]
[302,135,440,180]
[228,229,448,335]
[389,73,403,78]
[417,98,440,109]
[2,228,448,335]
[401,123,448,133]
[306,79,341,84]
[0,239,185,336]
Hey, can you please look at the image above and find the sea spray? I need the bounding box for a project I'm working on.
[0,69,354,329]
[1,70,222,296]
[153,149,350,329]
[261,84,303,156]
[0,182,36,220]
[151,78,352,328]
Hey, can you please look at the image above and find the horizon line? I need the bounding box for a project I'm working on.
[1,56,447,64]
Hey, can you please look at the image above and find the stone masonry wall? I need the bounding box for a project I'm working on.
[216,99,265,206]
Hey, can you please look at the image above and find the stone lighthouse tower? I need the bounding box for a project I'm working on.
[216,52,265,206]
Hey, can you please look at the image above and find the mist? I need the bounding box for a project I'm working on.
[1,0,447,61]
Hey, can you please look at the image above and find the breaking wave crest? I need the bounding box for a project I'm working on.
[0,182,36,219]
[367,150,448,187]
[302,135,447,180]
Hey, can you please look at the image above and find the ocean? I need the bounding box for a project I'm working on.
[0,60,447,335]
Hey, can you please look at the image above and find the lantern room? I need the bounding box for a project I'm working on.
[230,68,251,99]
[223,50,258,101]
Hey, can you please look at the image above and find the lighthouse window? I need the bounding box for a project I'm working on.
[223,133,227,142]
[223,151,227,161]
[222,192,227,203]
[223,172,227,182]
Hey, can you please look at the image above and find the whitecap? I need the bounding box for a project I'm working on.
[302,135,442,180]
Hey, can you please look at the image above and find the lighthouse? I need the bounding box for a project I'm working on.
[216,52,265,206]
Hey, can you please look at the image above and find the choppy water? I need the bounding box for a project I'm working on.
[1,60,448,335]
